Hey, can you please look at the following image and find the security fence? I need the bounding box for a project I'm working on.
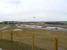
[0,29,67,50]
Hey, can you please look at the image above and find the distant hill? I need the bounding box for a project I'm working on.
[45,22,64,25]
[0,21,67,25]
[61,21,67,25]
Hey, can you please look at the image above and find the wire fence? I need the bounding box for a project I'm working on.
[0,30,67,50]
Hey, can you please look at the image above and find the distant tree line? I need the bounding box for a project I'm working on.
[0,21,67,25]
[45,22,65,25]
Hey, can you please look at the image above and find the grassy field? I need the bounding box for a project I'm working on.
[0,39,45,50]
[0,27,67,50]
[0,24,7,28]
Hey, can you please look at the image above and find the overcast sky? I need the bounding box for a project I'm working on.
[0,0,67,21]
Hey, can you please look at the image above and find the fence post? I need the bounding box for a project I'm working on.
[0,32,2,40]
[32,32,35,50]
[11,31,13,41]
[10,30,14,50]
[55,37,58,50]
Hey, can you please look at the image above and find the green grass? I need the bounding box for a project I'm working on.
[0,28,67,50]
[0,39,45,50]
[0,24,7,28]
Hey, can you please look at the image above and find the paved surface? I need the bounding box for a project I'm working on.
[0,25,67,32]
